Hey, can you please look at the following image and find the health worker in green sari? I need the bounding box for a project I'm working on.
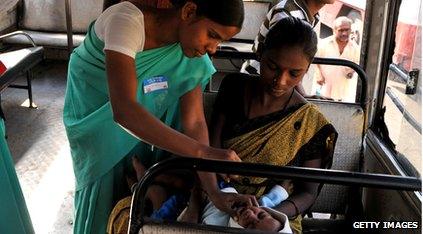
[0,119,34,234]
[63,0,257,233]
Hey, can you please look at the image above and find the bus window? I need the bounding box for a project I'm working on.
[383,0,421,176]
[304,0,366,101]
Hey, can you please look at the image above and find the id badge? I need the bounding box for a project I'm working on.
[143,76,168,94]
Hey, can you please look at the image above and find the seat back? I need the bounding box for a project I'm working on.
[232,1,271,41]
[19,0,104,33]
[308,101,364,214]
[203,92,364,215]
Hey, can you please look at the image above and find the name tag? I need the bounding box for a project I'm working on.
[143,76,168,94]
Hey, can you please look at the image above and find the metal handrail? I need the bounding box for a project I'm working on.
[64,0,73,56]
[129,157,421,233]
[0,31,37,47]
[211,51,368,109]
[389,63,408,83]
[386,87,422,133]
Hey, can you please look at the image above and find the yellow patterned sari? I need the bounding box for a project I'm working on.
[223,103,337,233]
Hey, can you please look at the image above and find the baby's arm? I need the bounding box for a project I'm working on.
[258,183,289,208]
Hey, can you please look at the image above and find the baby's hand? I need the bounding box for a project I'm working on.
[258,196,275,207]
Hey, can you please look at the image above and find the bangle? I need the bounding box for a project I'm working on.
[284,199,300,218]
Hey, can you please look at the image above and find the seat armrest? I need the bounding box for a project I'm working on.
[0,31,37,47]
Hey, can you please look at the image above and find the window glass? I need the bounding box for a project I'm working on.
[383,0,421,175]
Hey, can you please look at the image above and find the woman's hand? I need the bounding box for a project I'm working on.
[202,146,241,162]
[208,190,259,217]
[201,147,242,181]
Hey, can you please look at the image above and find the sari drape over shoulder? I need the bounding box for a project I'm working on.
[223,103,336,234]
[224,103,336,197]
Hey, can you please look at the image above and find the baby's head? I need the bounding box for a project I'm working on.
[235,206,283,232]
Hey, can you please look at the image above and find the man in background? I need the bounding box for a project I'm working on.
[314,16,360,102]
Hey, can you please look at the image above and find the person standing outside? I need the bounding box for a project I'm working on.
[314,16,360,102]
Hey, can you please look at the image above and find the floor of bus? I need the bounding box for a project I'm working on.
[3,60,74,233]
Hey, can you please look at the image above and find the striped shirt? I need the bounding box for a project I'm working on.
[253,0,318,53]
[241,0,318,75]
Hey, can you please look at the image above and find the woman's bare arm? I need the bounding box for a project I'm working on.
[107,51,257,214]
[106,50,223,159]
[274,158,321,217]
[180,85,209,145]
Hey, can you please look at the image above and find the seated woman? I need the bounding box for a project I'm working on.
[208,17,337,233]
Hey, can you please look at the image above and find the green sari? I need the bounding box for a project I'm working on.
[0,119,34,234]
[63,23,215,233]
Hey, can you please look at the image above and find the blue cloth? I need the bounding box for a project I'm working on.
[150,194,188,220]
[258,185,289,208]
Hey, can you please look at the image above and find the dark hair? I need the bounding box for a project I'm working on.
[171,0,244,28]
[263,17,317,62]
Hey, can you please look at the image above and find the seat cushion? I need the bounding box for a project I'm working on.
[0,46,44,90]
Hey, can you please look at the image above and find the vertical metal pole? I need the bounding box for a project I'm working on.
[65,0,74,57]
[26,70,34,108]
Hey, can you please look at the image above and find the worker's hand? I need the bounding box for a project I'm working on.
[203,147,241,162]
[202,147,241,180]
[317,78,325,86]
[208,190,258,217]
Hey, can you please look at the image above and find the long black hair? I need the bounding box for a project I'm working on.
[263,17,317,62]
[170,0,244,28]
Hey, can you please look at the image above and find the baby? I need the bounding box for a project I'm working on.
[178,186,292,233]
[201,187,292,233]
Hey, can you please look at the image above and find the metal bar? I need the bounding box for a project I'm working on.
[211,51,368,108]
[389,63,408,83]
[9,85,28,89]
[0,31,36,47]
[129,158,421,233]
[213,50,256,59]
[65,0,74,56]
[228,38,255,44]
[312,57,368,108]
[26,70,34,108]
[386,87,422,133]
